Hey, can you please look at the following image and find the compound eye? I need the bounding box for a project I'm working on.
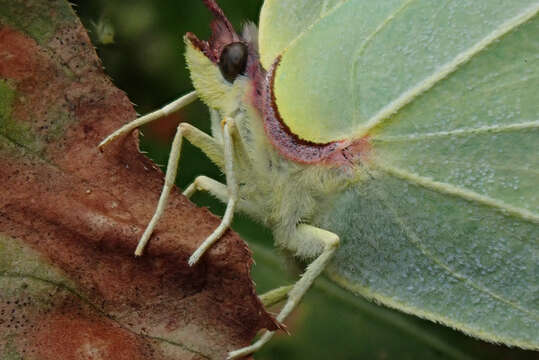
[219,42,248,83]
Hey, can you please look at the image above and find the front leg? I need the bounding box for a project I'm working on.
[98,91,198,150]
[99,94,242,264]
[134,121,224,256]
[228,224,340,359]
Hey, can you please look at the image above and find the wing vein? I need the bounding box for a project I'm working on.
[373,162,539,224]
[351,0,419,124]
[376,157,539,177]
[378,62,539,125]
[279,0,350,56]
[373,121,539,142]
[360,3,539,136]
[328,268,538,349]
[370,188,539,321]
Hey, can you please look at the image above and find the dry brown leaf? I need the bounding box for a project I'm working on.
[0,1,278,359]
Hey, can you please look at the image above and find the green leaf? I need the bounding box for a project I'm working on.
[260,0,539,349]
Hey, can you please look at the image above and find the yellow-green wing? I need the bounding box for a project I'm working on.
[260,0,539,348]
[285,0,539,349]
[320,172,538,349]
[258,0,345,70]
[259,0,539,143]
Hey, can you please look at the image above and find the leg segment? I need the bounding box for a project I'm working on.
[228,225,340,359]
[183,175,259,218]
[98,91,198,150]
[188,118,238,266]
[100,92,238,262]
[183,175,228,202]
[134,122,223,256]
[258,285,293,308]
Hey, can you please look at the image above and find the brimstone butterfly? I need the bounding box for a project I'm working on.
[100,0,539,357]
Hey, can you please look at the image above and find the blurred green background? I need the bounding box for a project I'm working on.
[72,1,537,359]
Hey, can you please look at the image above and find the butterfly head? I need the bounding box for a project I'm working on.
[185,0,262,115]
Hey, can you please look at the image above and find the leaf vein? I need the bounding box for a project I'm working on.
[0,272,212,358]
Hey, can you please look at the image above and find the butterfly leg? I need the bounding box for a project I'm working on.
[188,117,238,266]
[258,285,293,307]
[98,92,239,261]
[133,121,225,256]
[183,175,260,218]
[98,91,198,150]
[228,224,339,359]
[183,175,227,201]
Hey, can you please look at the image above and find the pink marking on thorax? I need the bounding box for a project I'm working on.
[257,57,370,166]
[187,0,371,167]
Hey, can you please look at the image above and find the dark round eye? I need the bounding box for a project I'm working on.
[219,42,248,83]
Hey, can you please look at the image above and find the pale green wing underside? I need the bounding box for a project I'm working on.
[258,0,346,69]
[260,0,539,349]
[259,0,539,143]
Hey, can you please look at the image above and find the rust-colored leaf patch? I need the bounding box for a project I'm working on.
[0,1,277,359]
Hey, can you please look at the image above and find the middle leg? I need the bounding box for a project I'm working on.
[187,117,238,265]
[228,224,340,359]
